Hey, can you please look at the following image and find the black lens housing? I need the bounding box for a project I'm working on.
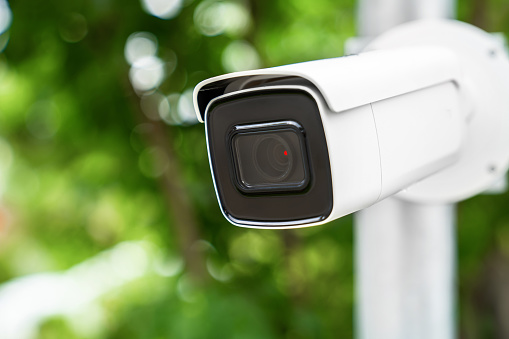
[230,121,310,194]
[206,89,333,225]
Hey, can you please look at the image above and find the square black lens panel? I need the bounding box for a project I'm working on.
[206,89,333,224]
[230,122,309,193]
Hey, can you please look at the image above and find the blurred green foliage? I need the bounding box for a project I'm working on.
[0,0,508,338]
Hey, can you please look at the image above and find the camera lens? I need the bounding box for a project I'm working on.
[253,134,292,182]
[231,122,309,193]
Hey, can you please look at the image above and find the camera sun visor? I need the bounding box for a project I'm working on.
[230,121,310,194]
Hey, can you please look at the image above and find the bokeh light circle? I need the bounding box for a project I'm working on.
[59,13,88,43]
[0,0,12,35]
[222,40,261,72]
[129,56,165,92]
[124,32,159,66]
[141,0,183,19]
[194,1,251,37]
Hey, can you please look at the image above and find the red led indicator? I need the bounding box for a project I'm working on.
[284,151,288,156]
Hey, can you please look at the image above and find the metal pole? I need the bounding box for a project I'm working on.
[355,199,456,339]
[354,1,457,338]
[357,0,455,37]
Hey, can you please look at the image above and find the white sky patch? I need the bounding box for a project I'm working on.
[177,88,199,125]
[141,0,183,19]
[129,55,166,92]
[124,32,158,66]
[0,241,155,339]
[0,0,12,35]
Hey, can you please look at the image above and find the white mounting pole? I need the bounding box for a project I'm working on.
[355,199,456,339]
[357,0,456,37]
[355,1,457,339]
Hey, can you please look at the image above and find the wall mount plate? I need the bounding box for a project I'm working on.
[364,19,509,203]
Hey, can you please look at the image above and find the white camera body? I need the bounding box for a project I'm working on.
[193,20,509,229]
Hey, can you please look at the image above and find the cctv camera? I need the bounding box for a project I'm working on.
[194,46,462,228]
[193,20,509,229]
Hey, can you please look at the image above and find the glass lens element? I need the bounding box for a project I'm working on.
[232,127,308,192]
[253,134,292,182]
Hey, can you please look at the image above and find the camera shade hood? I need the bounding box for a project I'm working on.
[194,46,460,122]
